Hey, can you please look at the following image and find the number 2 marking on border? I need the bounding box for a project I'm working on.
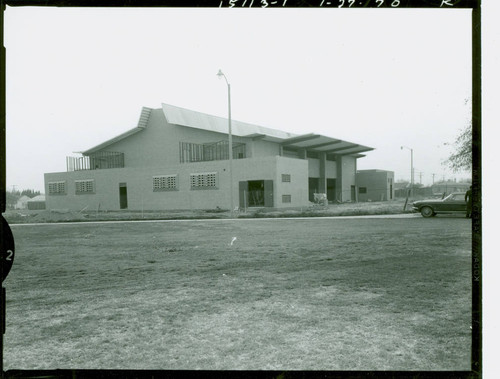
[5,250,13,261]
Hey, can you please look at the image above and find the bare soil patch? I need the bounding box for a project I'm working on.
[4,199,412,224]
[3,217,471,370]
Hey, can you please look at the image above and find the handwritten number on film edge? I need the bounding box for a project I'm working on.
[220,0,461,8]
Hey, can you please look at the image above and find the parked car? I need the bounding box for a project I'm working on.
[412,192,466,218]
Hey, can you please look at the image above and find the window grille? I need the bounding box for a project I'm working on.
[66,151,124,171]
[48,181,66,195]
[282,174,291,182]
[180,141,245,163]
[153,175,178,191]
[282,194,292,203]
[190,172,218,189]
[75,180,95,194]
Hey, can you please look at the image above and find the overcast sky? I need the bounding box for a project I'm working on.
[5,6,473,192]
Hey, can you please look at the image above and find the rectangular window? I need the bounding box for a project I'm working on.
[282,194,292,203]
[281,174,291,183]
[48,181,66,195]
[180,141,246,163]
[75,179,95,194]
[190,172,218,190]
[153,175,178,191]
[359,187,367,194]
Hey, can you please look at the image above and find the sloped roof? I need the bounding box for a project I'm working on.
[28,195,46,202]
[162,104,373,155]
[16,195,31,206]
[82,104,374,156]
[162,103,296,142]
[83,107,152,155]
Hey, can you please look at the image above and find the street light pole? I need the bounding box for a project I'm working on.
[217,70,234,217]
[401,146,414,196]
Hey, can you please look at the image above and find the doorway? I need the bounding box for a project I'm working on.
[248,180,265,207]
[327,179,336,203]
[119,183,128,209]
[240,180,273,208]
[308,177,319,202]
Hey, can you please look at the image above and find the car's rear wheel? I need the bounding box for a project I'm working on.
[420,206,434,218]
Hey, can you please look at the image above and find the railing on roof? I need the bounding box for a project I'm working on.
[66,151,124,171]
[179,141,246,163]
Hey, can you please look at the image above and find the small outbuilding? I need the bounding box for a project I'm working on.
[356,169,395,202]
[15,195,31,210]
[27,195,46,210]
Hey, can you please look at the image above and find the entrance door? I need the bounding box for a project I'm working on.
[245,180,273,207]
[119,183,128,209]
[248,180,265,207]
[327,179,336,203]
[308,178,319,202]
[351,185,356,202]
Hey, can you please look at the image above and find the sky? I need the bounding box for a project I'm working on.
[5,6,474,193]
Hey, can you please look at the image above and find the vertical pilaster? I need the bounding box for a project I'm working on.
[319,152,327,195]
[336,155,343,202]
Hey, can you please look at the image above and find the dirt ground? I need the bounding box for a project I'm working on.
[3,199,412,224]
[4,216,472,370]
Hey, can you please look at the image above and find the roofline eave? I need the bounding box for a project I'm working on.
[82,127,144,155]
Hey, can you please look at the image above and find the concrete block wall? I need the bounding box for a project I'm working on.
[45,156,311,212]
[356,170,394,202]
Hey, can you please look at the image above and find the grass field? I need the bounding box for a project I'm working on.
[4,216,471,370]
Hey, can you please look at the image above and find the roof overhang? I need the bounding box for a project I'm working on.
[280,134,374,156]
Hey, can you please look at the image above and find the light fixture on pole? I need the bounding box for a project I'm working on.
[217,69,234,216]
[401,146,414,196]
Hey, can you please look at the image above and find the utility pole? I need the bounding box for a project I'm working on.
[432,173,436,185]
[217,70,234,217]
[401,146,413,197]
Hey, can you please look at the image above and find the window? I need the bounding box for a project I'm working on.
[75,179,95,194]
[153,175,178,191]
[48,181,66,195]
[180,141,246,163]
[359,187,367,194]
[282,194,292,203]
[190,172,218,190]
[282,174,291,183]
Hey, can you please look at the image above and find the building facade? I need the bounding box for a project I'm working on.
[44,104,374,211]
[356,169,395,202]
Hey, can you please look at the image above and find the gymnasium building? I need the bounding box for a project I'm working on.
[44,104,379,211]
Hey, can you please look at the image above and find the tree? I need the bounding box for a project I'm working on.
[444,124,472,173]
